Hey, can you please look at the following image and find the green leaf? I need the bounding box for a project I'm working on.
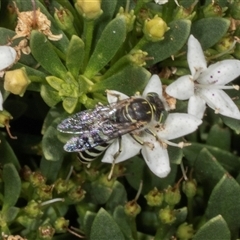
[90,208,125,240]
[91,65,151,96]
[206,124,231,151]
[143,19,191,66]
[183,143,240,174]
[0,132,20,170]
[62,97,79,114]
[125,156,178,194]
[93,0,118,43]
[30,31,67,79]
[46,76,65,91]
[221,115,240,133]
[113,206,134,240]
[42,120,65,161]
[190,148,226,191]
[105,181,127,212]
[2,164,21,211]
[66,35,85,77]
[40,84,62,107]
[2,207,20,222]
[0,27,15,44]
[40,155,64,183]
[83,211,97,239]
[84,16,127,78]
[191,17,230,49]
[193,215,230,240]
[90,181,113,205]
[205,175,240,234]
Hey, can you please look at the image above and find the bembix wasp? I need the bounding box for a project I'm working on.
[57,91,165,165]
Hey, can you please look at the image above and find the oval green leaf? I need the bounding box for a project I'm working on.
[30,31,67,79]
[193,215,230,240]
[2,163,21,211]
[90,208,125,240]
[205,175,240,234]
[91,65,150,96]
[191,17,230,49]
[143,19,191,66]
[84,16,127,78]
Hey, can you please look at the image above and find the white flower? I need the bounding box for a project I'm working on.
[0,46,16,71]
[166,35,240,120]
[0,46,16,110]
[101,75,202,178]
[154,0,179,6]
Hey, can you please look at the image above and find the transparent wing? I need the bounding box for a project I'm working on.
[63,120,146,152]
[57,104,115,134]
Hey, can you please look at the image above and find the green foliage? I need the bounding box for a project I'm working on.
[0,0,240,239]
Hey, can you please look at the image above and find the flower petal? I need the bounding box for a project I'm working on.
[157,113,202,140]
[142,74,163,98]
[101,134,141,163]
[188,95,206,119]
[141,138,170,178]
[197,60,240,85]
[199,88,240,119]
[0,46,16,71]
[107,90,129,104]
[166,75,194,100]
[187,35,207,78]
[0,91,3,111]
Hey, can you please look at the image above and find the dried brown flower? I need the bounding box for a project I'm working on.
[12,2,62,41]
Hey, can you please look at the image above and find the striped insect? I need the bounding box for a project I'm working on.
[57,91,165,163]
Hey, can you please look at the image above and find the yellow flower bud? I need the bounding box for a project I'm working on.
[143,16,169,42]
[75,0,103,20]
[4,68,30,96]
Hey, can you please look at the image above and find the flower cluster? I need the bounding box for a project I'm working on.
[100,35,240,178]
[166,35,240,120]
[102,75,202,178]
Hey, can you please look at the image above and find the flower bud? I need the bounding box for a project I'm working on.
[159,206,176,224]
[173,6,196,20]
[54,178,73,194]
[182,179,197,198]
[202,2,227,17]
[24,200,43,218]
[54,217,69,233]
[34,184,54,201]
[144,187,164,207]
[124,200,141,217]
[75,0,103,20]
[129,50,148,66]
[117,7,136,32]
[29,172,46,187]
[68,186,86,203]
[176,222,194,240]
[143,15,169,42]
[4,68,30,96]
[54,8,77,36]
[214,36,234,53]
[0,110,13,128]
[38,224,55,240]
[164,185,181,206]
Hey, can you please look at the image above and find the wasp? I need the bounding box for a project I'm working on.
[57,92,165,163]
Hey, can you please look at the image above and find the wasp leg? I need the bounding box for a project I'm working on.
[108,136,122,180]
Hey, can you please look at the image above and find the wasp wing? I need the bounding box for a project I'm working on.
[57,104,116,134]
[63,120,146,152]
